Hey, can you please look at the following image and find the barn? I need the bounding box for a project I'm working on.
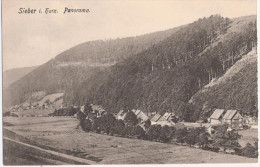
[222,110,243,129]
[209,109,226,124]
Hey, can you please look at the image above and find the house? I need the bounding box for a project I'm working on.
[92,105,106,117]
[209,109,226,124]
[22,102,31,110]
[116,110,128,120]
[151,114,162,125]
[132,109,149,122]
[203,124,213,135]
[222,110,243,129]
[162,112,177,124]
[80,105,85,112]
[150,113,174,126]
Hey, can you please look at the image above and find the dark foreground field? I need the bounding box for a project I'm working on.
[3,117,258,165]
[3,139,86,165]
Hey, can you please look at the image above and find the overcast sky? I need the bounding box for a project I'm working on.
[2,0,257,71]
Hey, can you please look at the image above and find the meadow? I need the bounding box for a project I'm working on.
[3,117,258,164]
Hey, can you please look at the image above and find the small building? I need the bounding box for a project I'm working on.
[80,106,85,113]
[150,113,174,126]
[209,109,226,124]
[162,112,177,124]
[132,109,149,122]
[151,114,162,125]
[222,110,243,129]
[116,110,127,120]
[203,124,213,135]
[96,110,106,117]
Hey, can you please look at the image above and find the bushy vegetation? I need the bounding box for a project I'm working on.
[212,125,241,151]
[76,111,254,158]
[240,141,258,158]
[48,106,79,116]
[3,111,18,117]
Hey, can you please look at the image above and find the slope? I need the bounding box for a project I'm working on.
[3,24,183,107]
[190,48,257,119]
[3,66,38,89]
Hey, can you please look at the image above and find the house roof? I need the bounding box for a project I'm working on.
[117,110,125,116]
[163,112,175,120]
[158,116,168,122]
[132,109,141,115]
[136,111,149,121]
[223,110,240,120]
[151,114,162,122]
[210,109,225,119]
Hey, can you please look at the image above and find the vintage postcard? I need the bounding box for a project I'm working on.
[1,0,258,165]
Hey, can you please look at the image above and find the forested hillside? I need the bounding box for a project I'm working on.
[3,24,183,107]
[190,48,257,120]
[63,15,257,121]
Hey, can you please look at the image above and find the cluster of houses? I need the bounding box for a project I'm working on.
[7,101,56,112]
[209,109,257,129]
[116,109,178,129]
[80,105,257,133]
[80,104,107,119]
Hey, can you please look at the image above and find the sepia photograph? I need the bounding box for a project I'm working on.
[1,0,258,165]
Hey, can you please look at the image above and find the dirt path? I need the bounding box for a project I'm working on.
[3,137,96,165]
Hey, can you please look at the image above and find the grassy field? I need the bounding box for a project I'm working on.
[238,129,258,147]
[13,108,54,117]
[3,117,258,164]
[3,139,84,165]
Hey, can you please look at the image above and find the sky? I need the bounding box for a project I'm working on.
[2,0,257,71]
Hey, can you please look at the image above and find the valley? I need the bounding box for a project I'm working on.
[2,13,258,165]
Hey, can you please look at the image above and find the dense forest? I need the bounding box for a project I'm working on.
[191,61,257,119]
[64,15,257,121]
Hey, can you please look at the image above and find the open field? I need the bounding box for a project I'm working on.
[238,129,258,147]
[13,108,54,117]
[3,117,258,164]
[3,139,86,165]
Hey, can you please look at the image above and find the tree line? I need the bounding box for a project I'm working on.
[76,108,258,158]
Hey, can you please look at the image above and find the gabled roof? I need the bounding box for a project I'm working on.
[117,110,125,116]
[151,114,162,122]
[223,110,239,120]
[132,109,141,115]
[158,116,167,122]
[137,111,149,121]
[210,109,225,119]
[163,112,175,120]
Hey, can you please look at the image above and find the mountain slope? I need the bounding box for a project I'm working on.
[63,15,257,121]
[3,24,183,107]
[3,66,38,88]
[190,48,257,119]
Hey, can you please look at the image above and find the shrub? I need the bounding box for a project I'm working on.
[212,125,241,151]
[124,111,138,126]
[241,143,258,158]
[174,128,188,144]
[80,119,92,132]
[144,119,151,130]
[147,125,162,141]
